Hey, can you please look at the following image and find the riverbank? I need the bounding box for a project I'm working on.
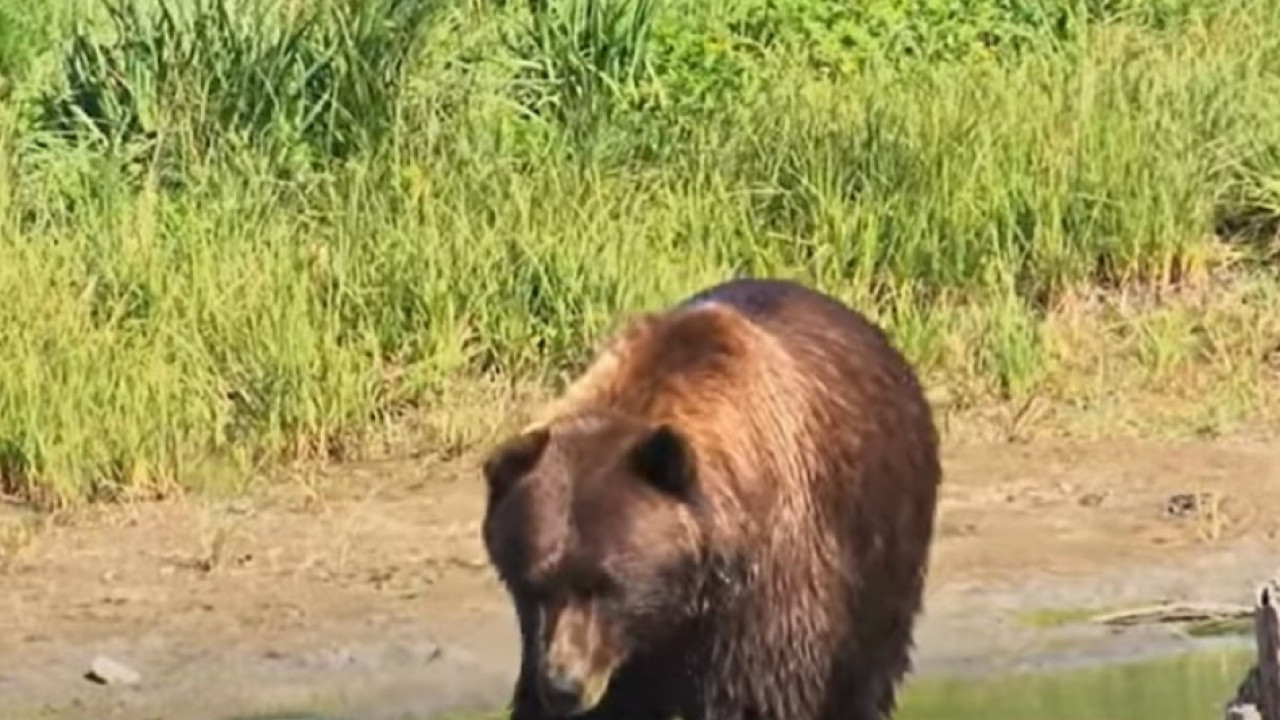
[2,432,1277,719]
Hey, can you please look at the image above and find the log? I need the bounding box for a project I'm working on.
[1090,602,1253,627]
[1223,579,1280,720]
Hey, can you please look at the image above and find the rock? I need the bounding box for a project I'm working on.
[85,655,140,686]
[1078,491,1107,508]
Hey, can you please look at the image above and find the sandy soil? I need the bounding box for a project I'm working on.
[2,433,1279,720]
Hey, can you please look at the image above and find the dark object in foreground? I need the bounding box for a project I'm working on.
[479,278,943,720]
[1223,580,1280,720]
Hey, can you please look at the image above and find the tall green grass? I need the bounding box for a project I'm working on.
[0,0,1278,506]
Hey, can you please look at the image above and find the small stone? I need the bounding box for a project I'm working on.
[1078,492,1107,508]
[85,655,140,686]
[1166,492,1201,517]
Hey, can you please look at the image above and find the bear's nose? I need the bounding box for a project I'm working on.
[538,668,585,715]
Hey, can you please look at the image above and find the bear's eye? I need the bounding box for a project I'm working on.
[520,581,555,606]
[518,562,621,604]
[543,568,619,602]
[576,570,621,600]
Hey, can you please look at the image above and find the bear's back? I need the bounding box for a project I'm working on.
[673,279,941,720]
[679,277,927,416]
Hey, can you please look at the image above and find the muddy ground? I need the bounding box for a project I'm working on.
[2,433,1279,720]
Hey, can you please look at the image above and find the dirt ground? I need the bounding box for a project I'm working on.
[2,432,1280,720]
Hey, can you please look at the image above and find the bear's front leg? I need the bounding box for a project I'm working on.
[508,657,554,720]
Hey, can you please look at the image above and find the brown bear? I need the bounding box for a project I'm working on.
[480,278,941,720]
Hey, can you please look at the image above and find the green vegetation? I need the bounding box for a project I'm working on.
[0,0,1278,506]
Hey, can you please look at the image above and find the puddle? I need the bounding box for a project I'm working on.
[214,646,1255,720]
[899,646,1254,720]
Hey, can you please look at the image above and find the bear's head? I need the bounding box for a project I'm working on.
[480,411,708,716]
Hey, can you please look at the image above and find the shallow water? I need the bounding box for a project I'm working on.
[899,646,1254,720]
[220,646,1256,720]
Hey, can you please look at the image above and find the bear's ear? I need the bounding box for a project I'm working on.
[628,424,697,500]
[482,427,551,505]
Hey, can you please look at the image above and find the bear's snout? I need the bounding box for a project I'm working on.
[538,600,618,715]
[538,666,587,716]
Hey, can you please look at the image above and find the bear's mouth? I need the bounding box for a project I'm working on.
[537,665,613,716]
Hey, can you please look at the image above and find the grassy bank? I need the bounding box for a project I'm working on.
[0,0,1277,506]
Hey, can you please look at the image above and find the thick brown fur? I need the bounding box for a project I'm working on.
[481,278,941,720]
